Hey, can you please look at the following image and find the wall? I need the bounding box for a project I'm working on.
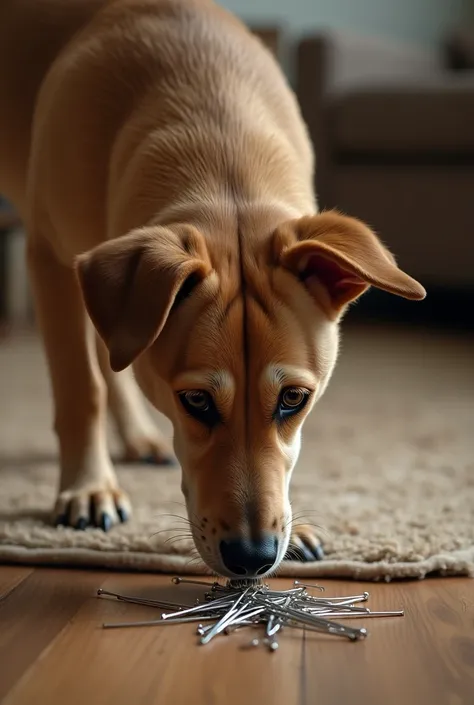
[221,0,472,46]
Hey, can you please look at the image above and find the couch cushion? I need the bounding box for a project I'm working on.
[331,76,474,156]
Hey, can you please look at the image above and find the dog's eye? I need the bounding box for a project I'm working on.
[183,391,210,410]
[276,387,310,421]
[178,390,221,427]
[281,388,306,408]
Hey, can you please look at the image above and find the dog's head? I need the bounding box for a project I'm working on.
[77,210,425,577]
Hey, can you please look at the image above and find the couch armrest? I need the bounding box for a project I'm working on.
[299,31,441,94]
[296,31,442,205]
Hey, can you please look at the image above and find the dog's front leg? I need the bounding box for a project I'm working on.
[27,238,131,530]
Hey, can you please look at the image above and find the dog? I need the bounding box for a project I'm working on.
[0,0,425,578]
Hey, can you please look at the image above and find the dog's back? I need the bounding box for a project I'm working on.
[0,0,314,229]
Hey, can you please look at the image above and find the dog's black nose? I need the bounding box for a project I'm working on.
[219,535,279,576]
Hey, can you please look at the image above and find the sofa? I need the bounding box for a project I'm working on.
[296,29,474,294]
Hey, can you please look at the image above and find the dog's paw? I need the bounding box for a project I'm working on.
[53,483,132,531]
[285,524,324,562]
[122,433,176,466]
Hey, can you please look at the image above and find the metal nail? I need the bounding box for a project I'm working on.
[200,588,254,645]
[172,577,217,588]
[267,619,283,637]
[99,579,401,648]
[333,610,404,619]
[162,595,236,620]
[293,580,325,592]
[262,603,367,641]
[97,589,186,611]
[266,614,275,637]
[102,614,218,629]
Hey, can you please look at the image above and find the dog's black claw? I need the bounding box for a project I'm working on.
[117,507,128,523]
[100,513,112,532]
[75,517,88,531]
[312,544,325,561]
[55,514,68,527]
[298,544,316,562]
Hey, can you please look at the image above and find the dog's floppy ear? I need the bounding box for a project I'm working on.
[276,210,426,318]
[76,225,212,371]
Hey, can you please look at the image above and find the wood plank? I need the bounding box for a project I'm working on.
[0,567,33,601]
[1,571,473,705]
[0,568,100,701]
[4,573,302,705]
[302,578,474,705]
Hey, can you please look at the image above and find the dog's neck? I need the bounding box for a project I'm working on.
[158,194,304,231]
[108,126,317,247]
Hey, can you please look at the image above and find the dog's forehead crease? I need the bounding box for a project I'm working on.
[175,292,323,392]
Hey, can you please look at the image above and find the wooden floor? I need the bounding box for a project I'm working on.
[0,567,473,705]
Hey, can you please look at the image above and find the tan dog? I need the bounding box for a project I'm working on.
[0,0,425,577]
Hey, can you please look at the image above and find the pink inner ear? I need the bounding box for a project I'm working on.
[303,254,363,298]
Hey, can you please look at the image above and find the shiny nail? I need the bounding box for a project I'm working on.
[294,580,325,592]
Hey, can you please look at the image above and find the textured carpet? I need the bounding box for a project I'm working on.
[0,325,473,580]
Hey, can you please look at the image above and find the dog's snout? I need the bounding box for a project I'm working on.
[219,535,279,576]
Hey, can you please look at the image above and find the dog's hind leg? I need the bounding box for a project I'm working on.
[27,235,131,530]
[95,334,174,465]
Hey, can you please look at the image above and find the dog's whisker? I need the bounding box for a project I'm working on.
[282,511,328,538]
[291,512,322,522]
[154,513,202,533]
[156,513,194,524]
[293,509,323,516]
[148,525,193,539]
[166,502,202,528]
[290,522,325,533]
[182,556,206,571]
[164,535,194,546]
[158,516,194,526]
[283,547,302,561]
[290,509,324,521]
[292,514,324,524]
[163,531,193,543]
[162,502,203,528]
[164,536,194,544]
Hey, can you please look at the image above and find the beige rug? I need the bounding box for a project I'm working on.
[1,325,473,580]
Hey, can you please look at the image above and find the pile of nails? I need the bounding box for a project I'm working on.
[97,577,404,651]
